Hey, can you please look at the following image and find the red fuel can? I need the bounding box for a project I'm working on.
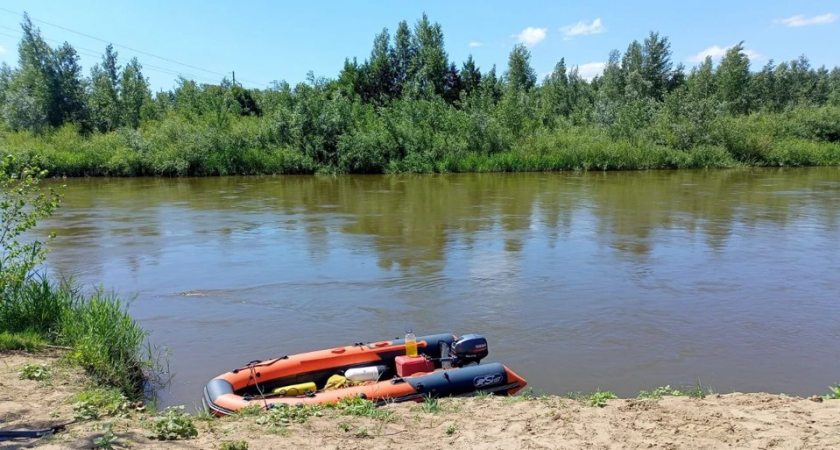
[395,355,435,377]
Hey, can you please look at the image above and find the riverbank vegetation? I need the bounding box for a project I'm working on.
[1,13,838,176]
[0,155,157,397]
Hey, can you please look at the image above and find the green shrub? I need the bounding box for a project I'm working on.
[17,363,51,381]
[147,406,198,440]
[220,440,249,450]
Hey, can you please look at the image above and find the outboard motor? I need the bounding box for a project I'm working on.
[442,334,488,368]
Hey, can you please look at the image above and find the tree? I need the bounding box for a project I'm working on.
[17,14,87,129]
[361,28,395,104]
[716,42,751,114]
[813,66,831,105]
[828,67,840,106]
[2,83,48,131]
[52,43,87,126]
[504,44,536,93]
[480,64,502,103]
[543,58,572,117]
[772,61,793,110]
[594,49,624,125]
[599,49,625,101]
[120,58,151,127]
[0,63,13,107]
[789,55,815,105]
[443,62,463,105]
[751,60,776,111]
[391,20,414,98]
[621,41,644,77]
[88,44,122,131]
[0,155,62,290]
[641,32,673,100]
[460,55,481,98]
[410,13,449,98]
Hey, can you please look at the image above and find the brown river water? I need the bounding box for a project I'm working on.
[39,168,840,408]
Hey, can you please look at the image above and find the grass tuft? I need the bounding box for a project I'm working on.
[330,396,393,421]
[825,384,840,400]
[445,422,458,436]
[638,380,714,400]
[146,406,198,441]
[220,440,249,450]
[0,276,164,399]
[420,395,441,414]
[0,331,47,351]
[17,363,51,381]
[567,389,618,407]
[255,404,323,426]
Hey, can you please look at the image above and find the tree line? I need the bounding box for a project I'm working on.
[1,12,838,175]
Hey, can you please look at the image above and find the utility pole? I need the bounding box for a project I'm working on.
[232,71,236,86]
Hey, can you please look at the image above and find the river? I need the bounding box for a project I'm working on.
[40,168,840,408]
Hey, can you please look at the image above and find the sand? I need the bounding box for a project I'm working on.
[2,353,839,450]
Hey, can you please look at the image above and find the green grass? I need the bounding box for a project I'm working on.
[17,362,51,381]
[474,391,494,400]
[637,385,686,400]
[354,425,370,438]
[232,405,266,417]
[637,380,714,400]
[445,422,458,436]
[567,389,618,407]
[825,384,840,400]
[419,395,441,413]
[220,440,249,450]
[92,423,119,450]
[254,404,323,426]
[68,386,144,420]
[0,275,160,399]
[0,331,47,351]
[146,406,198,441]
[329,396,393,421]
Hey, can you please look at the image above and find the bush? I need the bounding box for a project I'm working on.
[784,106,840,143]
[1,156,158,398]
[18,363,51,381]
[147,406,198,440]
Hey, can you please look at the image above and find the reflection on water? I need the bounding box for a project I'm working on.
[39,168,840,407]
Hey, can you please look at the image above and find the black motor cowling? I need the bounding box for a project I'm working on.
[448,334,488,367]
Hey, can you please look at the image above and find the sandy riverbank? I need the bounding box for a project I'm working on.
[2,352,839,450]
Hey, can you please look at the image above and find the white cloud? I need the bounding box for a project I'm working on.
[560,18,605,38]
[687,44,762,63]
[576,62,606,81]
[775,13,838,27]
[516,27,547,47]
[0,45,6,54]
[468,41,483,48]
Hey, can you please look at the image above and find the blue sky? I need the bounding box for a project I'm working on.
[0,0,838,92]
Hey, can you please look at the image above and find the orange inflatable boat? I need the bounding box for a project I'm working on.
[203,333,527,416]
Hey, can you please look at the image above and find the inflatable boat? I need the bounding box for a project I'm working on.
[203,333,527,416]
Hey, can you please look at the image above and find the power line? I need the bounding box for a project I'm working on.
[0,7,269,87]
[0,26,226,85]
[0,24,264,87]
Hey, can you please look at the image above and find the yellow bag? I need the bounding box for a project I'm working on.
[324,375,348,391]
[323,374,366,391]
[271,381,316,396]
